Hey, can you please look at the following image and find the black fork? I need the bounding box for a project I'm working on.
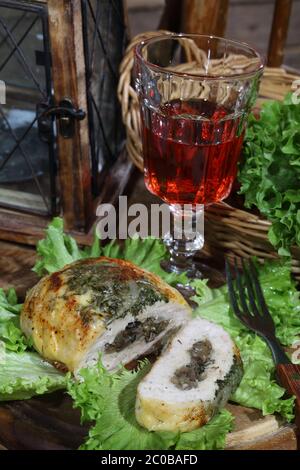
[225,258,290,364]
[226,257,300,444]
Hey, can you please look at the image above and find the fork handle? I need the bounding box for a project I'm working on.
[276,364,300,443]
[265,336,291,364]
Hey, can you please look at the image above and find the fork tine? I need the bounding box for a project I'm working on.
[225,259,241,316]
[248,259,272,318]
[234,258,251,316]
[225,259,250,327]
[241,259,261,317]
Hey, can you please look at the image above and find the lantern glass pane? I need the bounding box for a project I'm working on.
[0,2,57,215]
[82,0,127,195]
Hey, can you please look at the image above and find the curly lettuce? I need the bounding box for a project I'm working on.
[0,342,67,401]
[0,288,30,352]
[0,287,66,400]
[33,218,187,286]
[239,94,300,255]
[67,360,233,451]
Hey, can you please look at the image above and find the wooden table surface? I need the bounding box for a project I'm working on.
[0,233,297,450]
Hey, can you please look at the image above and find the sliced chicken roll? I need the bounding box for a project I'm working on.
[20,257,191,373]
[135,317,243,433]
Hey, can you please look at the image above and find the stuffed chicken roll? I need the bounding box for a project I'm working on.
[20,257,191,373]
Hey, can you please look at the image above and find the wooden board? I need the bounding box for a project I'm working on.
[0,391,296,451]
[0,240,297,450]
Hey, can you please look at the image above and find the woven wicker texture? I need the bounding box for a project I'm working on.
[118,31,300,277]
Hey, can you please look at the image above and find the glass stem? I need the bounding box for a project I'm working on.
[162,204,204,275]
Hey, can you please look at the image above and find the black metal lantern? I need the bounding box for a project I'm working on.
[0,0,129,244]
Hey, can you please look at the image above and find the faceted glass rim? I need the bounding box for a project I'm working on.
[135,33,265,81]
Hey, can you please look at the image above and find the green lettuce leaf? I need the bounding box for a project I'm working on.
[0,342,67,401]
[175,410,234,450]
[33,218,187,286]
[33,217,88,276]
[120,237,188,286]
[0,287,67,401]
[67,360,232,451]
[0,288,30,352]
[239,94,300,253]
[68,360,179,450]
[231,335,295,421]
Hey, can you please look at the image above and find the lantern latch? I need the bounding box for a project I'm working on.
[37,99,86,141]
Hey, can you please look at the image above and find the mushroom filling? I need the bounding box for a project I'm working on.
[104,318,170,353]
[171,339,213,390]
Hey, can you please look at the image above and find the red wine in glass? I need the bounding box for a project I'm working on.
[135,34,263,277]
[141,99,245,206]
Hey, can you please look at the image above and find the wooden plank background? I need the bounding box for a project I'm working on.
[128,0,300,69]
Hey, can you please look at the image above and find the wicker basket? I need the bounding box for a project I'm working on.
[118,31,300,279]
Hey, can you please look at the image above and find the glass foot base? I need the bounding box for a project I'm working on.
[161,257,226,300]
[160,259,204,279]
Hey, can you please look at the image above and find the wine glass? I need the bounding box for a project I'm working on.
[134,34,264,278]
